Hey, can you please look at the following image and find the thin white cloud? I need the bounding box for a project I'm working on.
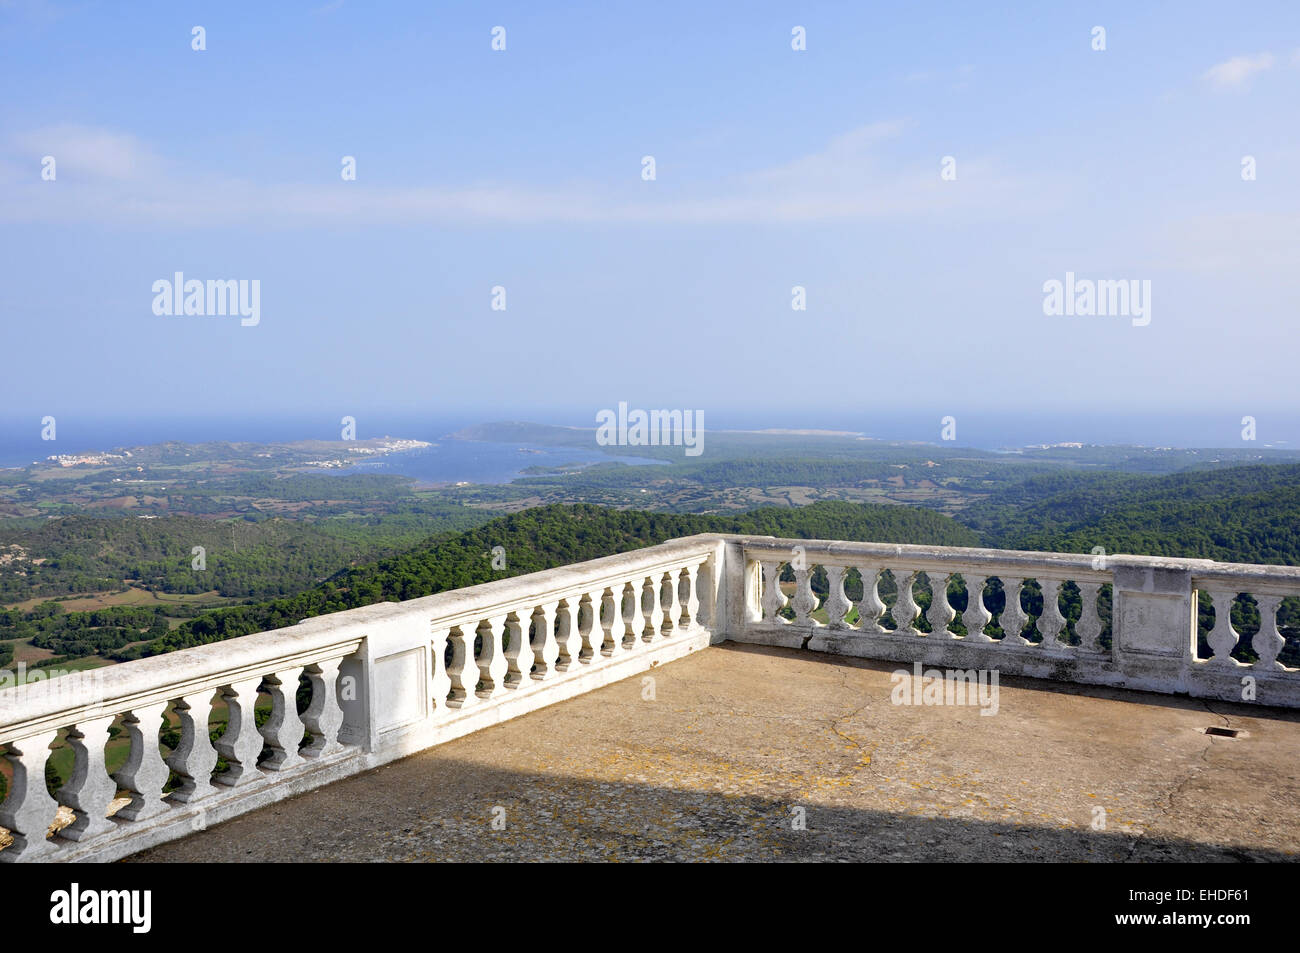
[0,121,1060,227]
[10,124,163,180]
[1204,52,1274,89]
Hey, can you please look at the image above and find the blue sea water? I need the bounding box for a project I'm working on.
[0,410,1295,472]
[0,415,666,483]
[337,441,667,485]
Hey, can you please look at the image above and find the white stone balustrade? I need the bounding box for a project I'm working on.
[0,537,721,863]
[728,536,1300,707]
[5,531,1300,864]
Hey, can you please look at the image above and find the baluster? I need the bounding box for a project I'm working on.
[792,565,818,625]
[1076,582,1104,652]
[1206,590,1241,665]
[58,715,118,842]
[532,601,560,680]
[1253,594,1285,671]
[760,559,788,623]
[1037,579,1067,650]
[856,567,886,634]
[213,678,265,787]
[0,730,60,860]
[998,577,1029,645]
[166,692,219,800]
[446,626,480,708]
[554,599,582,671]
[962,574,993,642]
[591,589,616,658]
[644,575,665,641]
[824,566,851,628]
[113,703,171,819]
[430,627,453,710]
[619,582,641,651]
[926,572,955,638]
[683,563,702,630]
[303,658,348,753]
[260,667,306,771]
[504,609,536,688]
[477,615,510,697]
[892,571,920,635]
[661,572,680,637]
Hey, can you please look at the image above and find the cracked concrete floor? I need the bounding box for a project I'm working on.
[131,643,1300,862]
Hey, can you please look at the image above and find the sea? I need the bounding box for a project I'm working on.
[0,415,665,484]
[0,410,1295,478]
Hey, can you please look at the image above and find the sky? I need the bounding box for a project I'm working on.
[1,0,1298,441]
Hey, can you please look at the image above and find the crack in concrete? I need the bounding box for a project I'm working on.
[1126,699,1222,861]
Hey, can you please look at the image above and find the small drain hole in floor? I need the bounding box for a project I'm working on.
[1205,726,1242,738]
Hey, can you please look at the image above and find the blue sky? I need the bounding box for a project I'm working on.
[1,0,1298,436]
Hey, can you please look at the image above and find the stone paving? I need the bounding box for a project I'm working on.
[131,643,1300,862]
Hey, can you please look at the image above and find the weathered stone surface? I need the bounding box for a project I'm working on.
[128,645,1300,863]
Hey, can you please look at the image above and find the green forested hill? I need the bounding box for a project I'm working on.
[0,504,497,601]
[145,501,976,655]
[963,464,1300,564]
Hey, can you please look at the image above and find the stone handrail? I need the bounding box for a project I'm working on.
[712,535,1300,707]
[4,531,1300,863]
[0,536,723,862]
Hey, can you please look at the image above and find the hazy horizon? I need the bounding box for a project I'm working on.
[3,1,1299,427]
[2,407,1297,469]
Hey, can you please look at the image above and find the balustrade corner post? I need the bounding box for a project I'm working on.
[0,729,61,861]
[112,702,171,820]
[1112,567,1197,674]
[260,667,307,772]
[166,692,219,801]
[695,540,730,640]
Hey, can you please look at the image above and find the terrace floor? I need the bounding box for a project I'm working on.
[130,643,1300,862]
